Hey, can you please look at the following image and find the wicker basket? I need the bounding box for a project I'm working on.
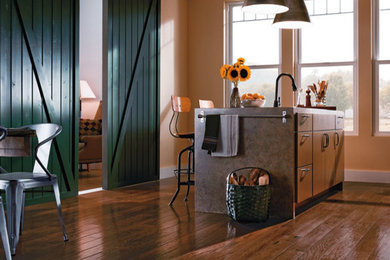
[226,167,272,222]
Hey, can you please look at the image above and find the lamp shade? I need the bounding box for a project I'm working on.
[79,80,96,99]
[273,0,310,29]
[242,0,289,15]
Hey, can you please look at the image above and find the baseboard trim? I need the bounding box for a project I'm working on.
[160,166,176,179]
[345,169,390,184]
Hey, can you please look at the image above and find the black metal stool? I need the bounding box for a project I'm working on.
[168,96,195,206]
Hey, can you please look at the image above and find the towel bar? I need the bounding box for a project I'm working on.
[198,111,289,124]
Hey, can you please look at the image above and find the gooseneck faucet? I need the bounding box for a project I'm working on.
[273,73,298,107]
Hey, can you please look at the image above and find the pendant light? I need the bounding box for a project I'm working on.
[273,0,311,29]
[242,0,289,15]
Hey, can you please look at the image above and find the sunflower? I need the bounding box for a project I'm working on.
[220,66,228,79]
[233,62,241,69]
[238,65,251,82]
[227,68,239,82]
[237,57,245,65]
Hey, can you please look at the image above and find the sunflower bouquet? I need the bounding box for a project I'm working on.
[220,58,251,87]
[220,58,251,108]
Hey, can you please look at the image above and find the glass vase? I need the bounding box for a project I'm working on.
[314,94,326,107]
[230,83,241,108]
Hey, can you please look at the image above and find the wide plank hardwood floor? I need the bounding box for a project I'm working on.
[3,180,390,259]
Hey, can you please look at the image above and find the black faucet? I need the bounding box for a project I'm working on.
[273,73,298,107]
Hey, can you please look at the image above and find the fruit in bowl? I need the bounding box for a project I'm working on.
[241,93,266,107]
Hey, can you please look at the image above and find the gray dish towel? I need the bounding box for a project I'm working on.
[211,115,239,157]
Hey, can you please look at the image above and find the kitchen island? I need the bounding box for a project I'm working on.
[194,107,344,220]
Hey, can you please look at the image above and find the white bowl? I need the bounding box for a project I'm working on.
[241,99,266,108]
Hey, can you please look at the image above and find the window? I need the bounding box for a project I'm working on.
[227,3,281,107]
[297,0,357,133]
[374,0,390,133]
[227,1,357,132]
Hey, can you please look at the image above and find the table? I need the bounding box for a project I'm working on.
[0,128,35,255]
[0,128,35,157]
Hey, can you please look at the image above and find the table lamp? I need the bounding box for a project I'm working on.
[79,80,96,118]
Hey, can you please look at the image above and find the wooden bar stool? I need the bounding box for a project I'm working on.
[169,96,195,206]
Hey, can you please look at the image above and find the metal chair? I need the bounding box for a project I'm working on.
[0,123,68,255]
[0,127,12,260]
[169,96,195,206]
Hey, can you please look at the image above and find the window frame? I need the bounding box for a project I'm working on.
[226,2,282,107]
[295,0,359,135]
[373,0,390,135]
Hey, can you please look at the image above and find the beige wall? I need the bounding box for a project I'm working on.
[185,0,390,173]
[160,0,190,168]
[346,0,390,172]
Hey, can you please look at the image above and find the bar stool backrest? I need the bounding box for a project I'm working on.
[199,100,215,108]
[171,96,191,113]
[169,96,191,137]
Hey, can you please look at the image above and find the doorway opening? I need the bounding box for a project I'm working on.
[78,0,104,193]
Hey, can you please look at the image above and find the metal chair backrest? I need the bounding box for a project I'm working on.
[0,127,6,141]
[199,100,215,108]
[24,124,62,175]
[169,96,191,137]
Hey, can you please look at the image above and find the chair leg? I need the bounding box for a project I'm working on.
[169,147,186,206]
[5,181,23,256]
[184,149,192,202]
[19,192,26,236]
[0,199,11,260]
[53,181,69,241]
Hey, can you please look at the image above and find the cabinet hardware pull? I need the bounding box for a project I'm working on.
[302,134,310,137]
[335,132,340,146]
[300,169,310,178]
[322,133,329,149]
[302,115,310,118]
[337,116,344,119]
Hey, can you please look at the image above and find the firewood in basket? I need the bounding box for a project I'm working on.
[229,173,239,185]
[244,180,255,186]
[238,175,247,185]
[249,169,260,182]
[258,173,269,186]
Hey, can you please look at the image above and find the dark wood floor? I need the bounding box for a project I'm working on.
[181,182,390,259]
[2,179,390,259]
[79,169,102,191]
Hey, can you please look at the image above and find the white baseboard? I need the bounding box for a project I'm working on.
[345,169,390,184]
[160,166,176,179]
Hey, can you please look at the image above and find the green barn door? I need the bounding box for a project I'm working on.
[0,0,79,203]
[103,0,160,189]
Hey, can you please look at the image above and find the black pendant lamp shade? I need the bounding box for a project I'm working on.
[242,0,289,15]
[273,0,311,28]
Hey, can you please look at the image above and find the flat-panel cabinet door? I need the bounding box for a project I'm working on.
[325,131,336,188]
[334,130,344,184]
[313,131,328,195]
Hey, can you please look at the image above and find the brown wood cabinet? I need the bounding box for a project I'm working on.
[297,112,344,202]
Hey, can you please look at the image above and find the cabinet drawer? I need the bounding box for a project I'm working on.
[336,113,344,130]
[313,114,336,131]
[297,132,312,167]
[297,113,312,132]
[297,165,313,203]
